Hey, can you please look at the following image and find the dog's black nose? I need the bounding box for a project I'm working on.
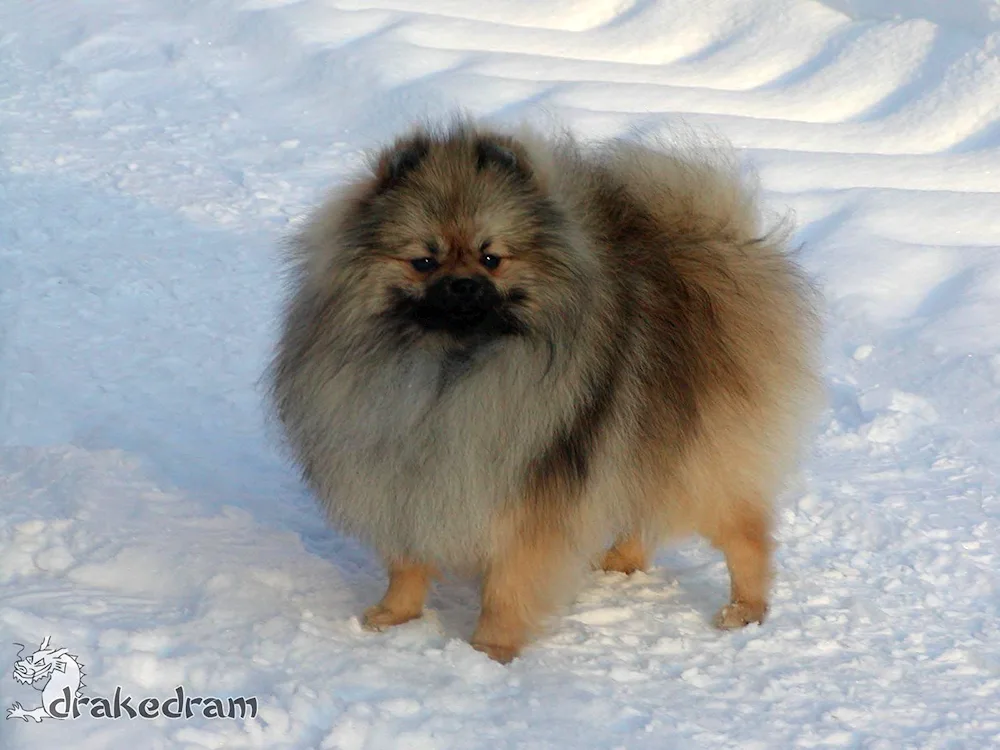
[404,274,516,336]
[446,276,487,302]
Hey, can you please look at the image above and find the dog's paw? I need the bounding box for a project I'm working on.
[598,557,644,575]
[362,604,421,631]
[470,640,520,664]
[713,601,768,630]
[597,542,647,575]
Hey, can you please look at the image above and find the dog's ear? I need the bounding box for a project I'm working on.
[475,138,530,180]
[376,136,431,193]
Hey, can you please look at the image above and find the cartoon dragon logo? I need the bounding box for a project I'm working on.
[6,636,85,723]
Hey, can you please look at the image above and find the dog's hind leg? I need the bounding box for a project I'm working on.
[706,503,773,629]
[598,533,649,575]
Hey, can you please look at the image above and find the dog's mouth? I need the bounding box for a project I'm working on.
[387,278,528,340]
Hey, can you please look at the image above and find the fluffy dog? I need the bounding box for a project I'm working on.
[269,119,821,663]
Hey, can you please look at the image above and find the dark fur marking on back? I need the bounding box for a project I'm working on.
[591,167,707,431]
[527,280,634,496]
[526,166,723,500]
[528,362,620,494]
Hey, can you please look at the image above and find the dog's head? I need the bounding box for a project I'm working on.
[331,124,585,349]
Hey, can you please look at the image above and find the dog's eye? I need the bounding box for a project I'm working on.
[481,254,502,271]
[411,257,439,273]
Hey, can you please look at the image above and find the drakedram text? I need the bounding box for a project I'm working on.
[44,686,257,720]
[7,637,258,724]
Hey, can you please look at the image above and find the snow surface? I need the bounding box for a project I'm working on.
[2,0,1000,747]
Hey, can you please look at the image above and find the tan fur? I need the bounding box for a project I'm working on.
[363,559,438,631]
[269,118,822,662]
[600,534,648,575]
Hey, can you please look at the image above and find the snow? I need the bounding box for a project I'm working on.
[2,0,999,747]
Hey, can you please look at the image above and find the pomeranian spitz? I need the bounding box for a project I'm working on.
[269,118,821,663]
